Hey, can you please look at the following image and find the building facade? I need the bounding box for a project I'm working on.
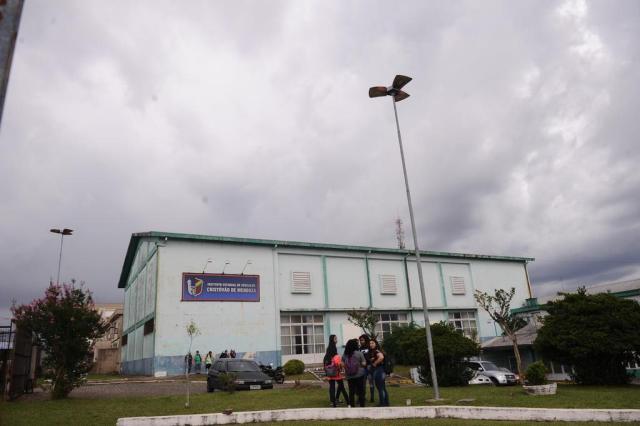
[118,232,534,376]
[92,304,123,374]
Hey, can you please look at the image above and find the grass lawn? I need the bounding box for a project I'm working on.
[1,384,639,426]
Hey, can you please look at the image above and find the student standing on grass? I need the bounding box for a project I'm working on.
[324,334,349,407]
[184,352,193,374]
[368,339,390,406]
[205,351,213,372]
[342,338,367,407]
[194,350,202,374]
[359,334,375,403]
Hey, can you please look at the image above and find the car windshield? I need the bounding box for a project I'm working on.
[227,361,259,372]
[481,362,500,371]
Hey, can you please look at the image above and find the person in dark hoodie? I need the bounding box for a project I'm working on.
[323,334,348,407]
[359,334,375,403]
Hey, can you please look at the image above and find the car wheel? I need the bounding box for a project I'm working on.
[489,377,499,386]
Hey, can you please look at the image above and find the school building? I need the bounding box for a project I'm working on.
[117,231,534,376]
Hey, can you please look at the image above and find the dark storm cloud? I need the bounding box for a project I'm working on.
[1,0,639,316]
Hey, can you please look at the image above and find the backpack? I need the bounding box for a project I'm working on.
[344,354,360,376]
[383,354,394,375]
[324,361,337,376]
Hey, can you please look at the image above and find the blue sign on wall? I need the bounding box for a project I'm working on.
[182,273,260,302]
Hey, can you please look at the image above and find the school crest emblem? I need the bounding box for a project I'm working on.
[187,278,204,297]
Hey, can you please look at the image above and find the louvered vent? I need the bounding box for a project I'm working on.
[379,274,398,295]
[450,276,466,295]
[291,271,312,293]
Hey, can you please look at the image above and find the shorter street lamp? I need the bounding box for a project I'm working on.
[50,228,73,285]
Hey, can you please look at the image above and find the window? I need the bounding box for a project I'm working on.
[379,274,398,295]
[291,272,312,294]
[280,314,324,355]
[213,361,225,372]
[144,318,154,335]
[121,334,128,346]
[374,313,408,341]
[450,276,466,295]
[448,311,477,340]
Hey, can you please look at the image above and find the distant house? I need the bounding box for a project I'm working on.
[92,304,123,374]
[480,278,640,380]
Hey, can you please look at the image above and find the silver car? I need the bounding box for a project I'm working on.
[466,361,518,386]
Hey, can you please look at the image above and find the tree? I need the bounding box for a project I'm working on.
[534,288,640,385]
[474,288,527,380]
[184,319,200,407]
[11,282,107,399]
[347,308,378,339]
[382,322,479,386]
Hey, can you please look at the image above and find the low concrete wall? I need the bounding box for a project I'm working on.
[117,405,640,425]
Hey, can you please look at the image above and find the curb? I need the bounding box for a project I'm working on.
[116,405,640,425]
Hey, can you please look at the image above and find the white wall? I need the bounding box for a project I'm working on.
[154,241,278,358]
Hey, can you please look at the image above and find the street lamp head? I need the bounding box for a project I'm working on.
[50,228,73,235]
[368,75,412,102]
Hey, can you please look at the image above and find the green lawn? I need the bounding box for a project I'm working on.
[1,384,639,426]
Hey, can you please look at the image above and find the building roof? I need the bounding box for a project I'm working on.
[481,322,539,349]
[117,231,535,288]
[512,278,640,314]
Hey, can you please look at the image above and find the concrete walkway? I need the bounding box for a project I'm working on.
[117,405,640,425]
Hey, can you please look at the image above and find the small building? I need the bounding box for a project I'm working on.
[117,231,534,376]
[481,277,640,380]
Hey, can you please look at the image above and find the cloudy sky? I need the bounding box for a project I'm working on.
[1,0,639,321]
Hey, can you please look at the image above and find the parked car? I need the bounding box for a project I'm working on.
[207,359,274,392]
[465,361,518,386]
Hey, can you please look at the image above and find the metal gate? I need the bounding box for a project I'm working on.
[1,322,35,400]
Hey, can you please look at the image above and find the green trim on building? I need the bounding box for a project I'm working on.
[118,231,534,288]
[402,257,414,322]
[365,257,373,308]
[322,256,329,309]
[437,262,448,307]
[125,245,158,289]
[123,312,155,336]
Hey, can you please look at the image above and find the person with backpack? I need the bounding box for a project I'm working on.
[359,334,375,403]
[368,339,390,406]
[342,338,367,407]
[323,334,348,407]
[194,350,202,374]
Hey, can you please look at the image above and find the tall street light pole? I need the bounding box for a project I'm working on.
[50,228,73,284]
[369,75,440,399]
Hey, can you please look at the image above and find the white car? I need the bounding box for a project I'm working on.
[465,361,518,386]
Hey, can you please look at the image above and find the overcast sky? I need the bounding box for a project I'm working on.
[1,0,639,321]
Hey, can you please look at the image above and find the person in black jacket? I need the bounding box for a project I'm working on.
[359,334,375,403]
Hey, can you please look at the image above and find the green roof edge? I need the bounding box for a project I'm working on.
[117,231,535,288]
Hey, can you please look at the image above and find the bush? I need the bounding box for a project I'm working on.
[534,288,640,385]
[283,359,305,375]
[383,322,479,387]
[218,372,237,393]
[525,361,547,385]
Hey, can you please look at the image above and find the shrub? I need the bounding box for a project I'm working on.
[534,288,640,385]
[525,361,547,385]
[383,322,479,387]
[218,372,237,393]
[283,359,305,375]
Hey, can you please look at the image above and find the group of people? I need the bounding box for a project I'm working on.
[184,349,237,374]
[323,334,390,408]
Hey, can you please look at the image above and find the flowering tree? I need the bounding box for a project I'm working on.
[11,282,107,399]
